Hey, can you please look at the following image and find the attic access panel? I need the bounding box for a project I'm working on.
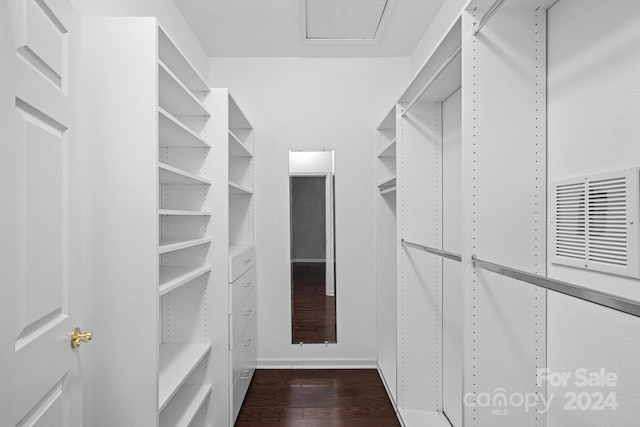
[551,168,640,278]
[304,0,389,41]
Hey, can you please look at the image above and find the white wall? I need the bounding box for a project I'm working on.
[69,0,208,79]
[547,0,640,425]
[210,57,410,366]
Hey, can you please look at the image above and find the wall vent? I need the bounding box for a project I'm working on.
[551,168,640,278]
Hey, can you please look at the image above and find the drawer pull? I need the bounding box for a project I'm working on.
[240,370,251,380]
[243,339,252,347]
[242,258,252,264]
[243,282,252,288]
[243,309,252,317]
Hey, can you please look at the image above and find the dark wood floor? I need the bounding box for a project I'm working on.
[291,262,336,343]
[235,369,400,427]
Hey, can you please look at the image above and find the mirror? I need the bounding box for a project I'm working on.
[289,150,336,344]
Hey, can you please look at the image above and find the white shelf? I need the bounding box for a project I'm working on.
[159,209,212,216]
[159,237,211,254]
[380,186,397,195]
[378,138,397,158]
[229,130,253,157]
[378,176,397,190]
[159,265,212,296]
[158,61,210,118]
[468,0,557,10]
[399,409,452,427]
[159,163,211,185]
[158,26,209,94]
[159,384,211,427]
[229,181,253,195]
[377,107,396,130]
[229,244,254,257]
[229,95,251,129]
[158,343,211,411]
[159,108,210,148]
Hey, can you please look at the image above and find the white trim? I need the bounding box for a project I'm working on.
[297,0,395,44]
[257,358,376,369]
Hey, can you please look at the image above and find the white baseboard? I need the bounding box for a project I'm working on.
[257,358,377,369]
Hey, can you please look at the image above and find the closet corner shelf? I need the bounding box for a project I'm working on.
[158,237,211,254]
[159,384,211,427]
[158,25,210,94]
[158,61,211,118]
[228,130,253,157]
[159,108,211,148]
[377,138,397,158]
[159,265,212,296]
[158,343,212,412]
[229,182,253,195]
[159,209,212,216]
[159,163,211,185]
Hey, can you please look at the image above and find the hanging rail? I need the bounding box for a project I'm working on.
[472,0,508,35]
[401,239,462,262]
[472,255,640,318]
[401,46,462,117]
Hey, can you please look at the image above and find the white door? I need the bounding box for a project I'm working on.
[0,1,84,426]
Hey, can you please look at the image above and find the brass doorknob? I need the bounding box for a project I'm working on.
[70,327,93,348]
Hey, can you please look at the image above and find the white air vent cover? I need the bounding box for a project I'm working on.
[551,168,640,278]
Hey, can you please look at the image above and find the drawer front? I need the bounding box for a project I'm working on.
[229,245,256,282]
[229,266,256,314]
[231,316,256,385]
[231,362,254,424]
[229,288,256,350]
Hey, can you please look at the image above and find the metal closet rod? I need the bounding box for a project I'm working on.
[472,0,508,35]
[472,255,640,318]
[401,239,462,262]
[401,45,462,117]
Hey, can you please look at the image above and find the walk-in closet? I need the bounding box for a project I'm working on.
[1,0,639,426]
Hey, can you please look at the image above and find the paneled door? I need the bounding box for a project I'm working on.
[0,1,84,426]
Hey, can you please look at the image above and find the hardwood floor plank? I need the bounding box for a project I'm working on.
[291,263,336,343]
[235,369,400,426]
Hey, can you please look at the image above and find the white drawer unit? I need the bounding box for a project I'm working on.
[228,248,257,425]
[230,266,256,314]
[231,317,257,385]
[229,245,256,282]
[231,323,257,423]
[229,287,256,351]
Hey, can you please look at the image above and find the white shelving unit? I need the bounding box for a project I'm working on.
[84,18,220,427]
[376,1,551,425]
[158,343,212,411]
[209,89,257,427]
[376,107,398,406]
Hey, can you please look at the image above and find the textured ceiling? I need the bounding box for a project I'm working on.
[173,0,448,57]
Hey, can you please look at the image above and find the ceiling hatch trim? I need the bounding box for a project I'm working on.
[298,0,394,45]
